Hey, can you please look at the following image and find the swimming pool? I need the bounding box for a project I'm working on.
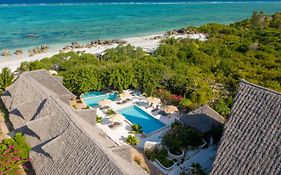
[81,91,104,98]
[82,91,117,107]
[118,105,165,134]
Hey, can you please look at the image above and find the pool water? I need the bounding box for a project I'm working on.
[82,91,117,107]
[81,91,104,98]
[118,105,165,134]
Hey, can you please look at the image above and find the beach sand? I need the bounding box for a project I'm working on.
[0,33,206,72]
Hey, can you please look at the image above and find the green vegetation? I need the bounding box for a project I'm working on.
[188,163,206,175]
[145,148,174,168]
[0,133,31,175]
[131,124,143,134]
[0,99,9,121]
[162,123,203,154]
[209,125,224,144]
[95,115,103,123]
[126,135,140,145]
[106,109,116,116]
[0,68,14,94]
[19,12,281,116]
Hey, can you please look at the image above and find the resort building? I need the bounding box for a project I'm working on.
[1,70,147,175]
[178,105,225,133]
[1,70,280,175]
[210,80,281,175]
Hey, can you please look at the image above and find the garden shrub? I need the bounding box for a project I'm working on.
[145,148,173,168]
[131,124,143,134]
[162,123,203,153]
[188,163,206,175]
[96,116,103,123]
[126,135,140,145]
[0,133,31,175]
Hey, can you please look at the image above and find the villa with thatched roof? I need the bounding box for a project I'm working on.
[210,80,281,175]
[1,70,147,175]
[178,105,225,133]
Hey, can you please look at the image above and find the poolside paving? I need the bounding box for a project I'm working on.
[90,91,218,175]
[168,146,217,175]
[95,94,178,147]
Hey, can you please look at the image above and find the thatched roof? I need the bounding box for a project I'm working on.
[1,70,75,111]
[1,70,147,175]
[74,109,97,126]
[179,105,225,133]
[210,80,281,175]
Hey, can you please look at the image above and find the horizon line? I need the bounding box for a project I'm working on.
[1,1,281,7]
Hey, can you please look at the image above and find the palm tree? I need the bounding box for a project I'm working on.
[0,67,14,91]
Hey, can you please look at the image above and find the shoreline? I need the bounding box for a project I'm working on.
[0,32,207,72]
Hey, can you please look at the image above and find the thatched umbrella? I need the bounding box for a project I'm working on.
[109,114,124,123]
[119,92,131,100]
[163,105,179,114]
[99,99,113,107]
[147,97,161,105]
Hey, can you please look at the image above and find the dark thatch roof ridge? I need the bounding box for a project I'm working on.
[188,104,225,123]
[210,80,281,175]
[240,79,281,96]
[179,105,225,133]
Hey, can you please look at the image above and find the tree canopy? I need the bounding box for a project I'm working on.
[19,12,281,117]
[0,68,14,93]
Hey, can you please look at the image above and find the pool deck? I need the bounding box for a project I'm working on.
[95,93,177,148]
[149,146,217,175]
[82,90,217,174]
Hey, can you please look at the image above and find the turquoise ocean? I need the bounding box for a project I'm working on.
[0,1,281,50]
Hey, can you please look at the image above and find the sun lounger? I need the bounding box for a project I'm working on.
[158,111,167,116]
[100,106,109,110]
[151,108,158,112]
[108,122,122,129]
[152,109,161,115]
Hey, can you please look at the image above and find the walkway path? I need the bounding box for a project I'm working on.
[169,146,217,175]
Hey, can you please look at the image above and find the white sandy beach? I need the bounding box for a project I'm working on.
[0,33,207,72]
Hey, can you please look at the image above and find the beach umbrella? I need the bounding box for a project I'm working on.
[147,97,161,104]
[109,114,124,123]
[163,105,179,114]
[99,99,113,107]
[119,92,131,100]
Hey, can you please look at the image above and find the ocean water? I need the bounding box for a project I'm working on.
[0,1,281,50]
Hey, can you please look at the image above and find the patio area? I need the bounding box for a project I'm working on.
[92,90,178,147]
[151,146,217,175]
[80,89,218,175]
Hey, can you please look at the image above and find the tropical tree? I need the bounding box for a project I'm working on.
[214,99,231,116]
[188,163,206,175]
[126,135,140,145]
[0,67,14,92]
[63,66,104,95]
[16,12,281,111]
[131,124,143,134]
[96,116,103,123]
